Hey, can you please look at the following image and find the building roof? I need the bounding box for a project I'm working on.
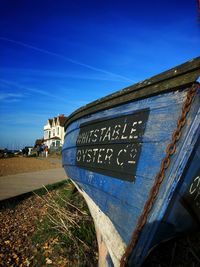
[47,114,68,128]
[48,119,53,126]
[59,115,68,126]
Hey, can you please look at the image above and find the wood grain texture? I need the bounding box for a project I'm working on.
[63,90,188,243]
[131,91,200,266]
[64,57,200,129]
[62,83,200,266]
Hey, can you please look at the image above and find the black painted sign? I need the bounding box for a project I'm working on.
[183,167,200,222]
[76,109,149,181]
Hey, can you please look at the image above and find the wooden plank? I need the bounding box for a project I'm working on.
[63,89,200,267]
[63,88,197,252]
[62,90,188,211]
[65,57,200,129]
[62,57,200,266]
[131,96,200,266]
[64,89,187,136]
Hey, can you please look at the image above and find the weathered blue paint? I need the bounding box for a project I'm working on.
[130,93,200,266]
[62,88,200,266]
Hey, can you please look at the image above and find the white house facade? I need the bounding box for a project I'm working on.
[43,114,67,148]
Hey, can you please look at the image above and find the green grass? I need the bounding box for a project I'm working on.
[32,216,57,244]
[32,180,98,266]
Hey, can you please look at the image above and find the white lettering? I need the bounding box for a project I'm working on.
[92,148,99,162]
[99,127,107,141]
[97,148,105,163]
[86,149,92,163]
[111,124,121,140]
[189,176,200,195]
[76,134,82,144]
[77,150,81,162]
[117,149,126,166]
[82,149,87,162]
[103,127,111,141]
[129,121,138,139]
[121,123,128,139]
[104,149,113,164]
[92,129,99,142]
[88,130,94,143]
[128,160,136,164]
[81,132,89,144]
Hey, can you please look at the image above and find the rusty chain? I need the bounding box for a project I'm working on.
[120,82,200,267]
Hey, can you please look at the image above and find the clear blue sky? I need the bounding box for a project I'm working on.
[0,0,199,149]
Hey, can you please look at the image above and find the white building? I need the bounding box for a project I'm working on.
[43,114,67,148]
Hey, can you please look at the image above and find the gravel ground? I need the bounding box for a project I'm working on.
[0,194,47,267]
[0,157,61,177]
[0,183,97,267]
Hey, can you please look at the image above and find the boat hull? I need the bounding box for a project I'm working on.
[62,58,200,266]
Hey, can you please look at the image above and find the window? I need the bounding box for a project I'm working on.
[57,127,59,135]
[53,129,55,137]
[56,140,60,147]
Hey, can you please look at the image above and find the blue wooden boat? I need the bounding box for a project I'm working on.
[62,57,200,267]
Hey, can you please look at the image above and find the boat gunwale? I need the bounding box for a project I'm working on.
[64,57,200,130]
